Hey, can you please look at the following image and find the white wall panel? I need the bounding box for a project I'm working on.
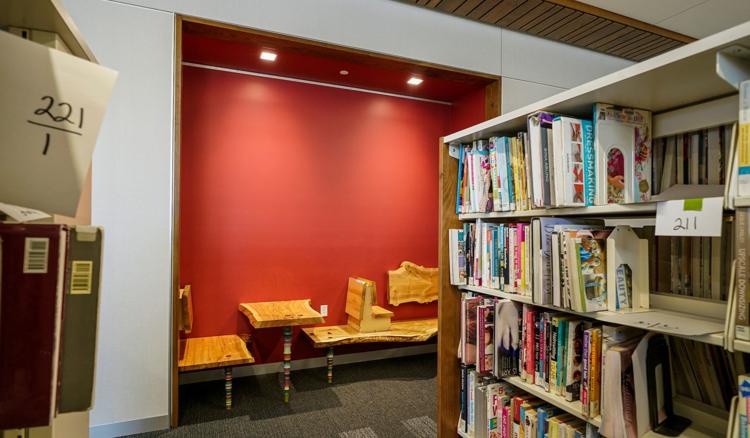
[501,77,566,114]
[501,28,633,89]
[60,0,174,431]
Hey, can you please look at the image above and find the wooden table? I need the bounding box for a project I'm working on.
[178,335,255,409]
[238,299,324,402]
[302,318,438,383]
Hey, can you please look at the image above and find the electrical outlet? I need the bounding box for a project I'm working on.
[320,304,328,317]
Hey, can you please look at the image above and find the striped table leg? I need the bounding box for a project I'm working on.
[283,326,292,403]
[327,347,334,383]
[224,367,233,410]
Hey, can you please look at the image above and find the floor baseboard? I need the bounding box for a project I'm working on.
[179,343,437,385]
[89,414,169,438]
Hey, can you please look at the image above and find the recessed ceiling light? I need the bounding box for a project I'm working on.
[407,77,423,86]
[260,51,277,62]
[339,70,349,75]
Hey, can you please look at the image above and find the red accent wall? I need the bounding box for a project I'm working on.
[450,85,487,133]
[180,66,476,363]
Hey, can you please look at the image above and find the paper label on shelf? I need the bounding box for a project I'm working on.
[0,32,117,216]
[0,202,51,223]
[654,196,723,237]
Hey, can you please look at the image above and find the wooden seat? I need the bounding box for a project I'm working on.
[302,318,438,383]
[178,335,255,372]
[346,277,393,333]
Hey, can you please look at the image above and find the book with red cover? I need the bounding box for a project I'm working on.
[0,224,68,429]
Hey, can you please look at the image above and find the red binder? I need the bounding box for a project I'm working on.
[0,224,68,429]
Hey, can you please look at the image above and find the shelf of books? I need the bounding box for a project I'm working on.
[437,20,750,438]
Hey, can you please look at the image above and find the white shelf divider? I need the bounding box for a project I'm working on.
[459,285,725,346]
[502,376,602,428]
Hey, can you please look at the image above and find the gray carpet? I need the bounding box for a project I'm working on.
[128,353,437,438]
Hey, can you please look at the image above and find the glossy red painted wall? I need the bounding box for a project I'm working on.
[180,65,478,363]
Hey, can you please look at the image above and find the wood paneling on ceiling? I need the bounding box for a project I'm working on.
[402,0,695,61]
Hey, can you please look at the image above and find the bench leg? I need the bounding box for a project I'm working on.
[327,347,334,383]
[224,367,233,410]
[283,326,292,403]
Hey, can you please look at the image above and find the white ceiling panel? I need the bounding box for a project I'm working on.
[577,0,707,24]
[657,0,750,38]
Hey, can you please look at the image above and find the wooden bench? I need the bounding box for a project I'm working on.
[178,334,255,410]
[302,317,438,382]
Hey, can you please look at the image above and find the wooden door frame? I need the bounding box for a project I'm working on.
[169,13,501,428]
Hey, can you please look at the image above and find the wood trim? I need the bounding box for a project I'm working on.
[178,15,500,81]
[437,137,462,437]
[485,79,501,120]
[544,0,695,43]
[170,14,183,429]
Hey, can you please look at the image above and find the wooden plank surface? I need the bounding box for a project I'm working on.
[437,137,462,437]
[302,318,437,348]
[178,335,255,372]
[239,299,325,328]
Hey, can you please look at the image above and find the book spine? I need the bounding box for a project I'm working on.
[557,319,568,397]
[549,317,559,394]
[589,328,601,417]
[582,120,595,206]
[490,138,501,212]
[457,144,465,214]
[535,313,543,387]
[527,309,536,384]
[507,139,516,211]
[738,80,750,196]
[541,127,551,206]
[478,307,487,373]
[739,208,750,340]
[581,329,590,417]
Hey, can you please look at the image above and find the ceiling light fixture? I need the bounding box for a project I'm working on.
[339,70,349,75]
[260,51,277,62]
[407,77,423,86]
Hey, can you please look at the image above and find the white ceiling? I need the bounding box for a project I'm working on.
[578,0,750,38]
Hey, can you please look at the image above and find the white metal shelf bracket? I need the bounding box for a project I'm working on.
[717,46,750,90]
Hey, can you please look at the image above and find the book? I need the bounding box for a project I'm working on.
[606,226,649,312]
[464,296,482,364]
[495,300,522,377]
[593,103,652,205]
[564,320,585,402]
[478,304,496,374]
[739,79,750,197]
[739,208,750,341]
[588,327,603,418]
[57,226,103,413]
[553,116,588,207]
[0,224,68,429]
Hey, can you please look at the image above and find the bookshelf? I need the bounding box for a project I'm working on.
[437,20,750,438]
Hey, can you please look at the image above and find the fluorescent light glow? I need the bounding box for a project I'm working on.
[260,51,277,62]
[407,77,423,86]
[339,70,349,75]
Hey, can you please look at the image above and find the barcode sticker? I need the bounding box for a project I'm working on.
[23,237,49,273]
[70,260,93,295]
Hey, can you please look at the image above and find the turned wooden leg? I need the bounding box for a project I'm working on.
[283,326,292,403]
[224,367,233,410]
[327,347,334,383]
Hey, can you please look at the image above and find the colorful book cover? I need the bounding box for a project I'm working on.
[477,140,493,212]
[524,305,536,383]
[581,328,591,417]
[575,230,611,312]
[464,297,481,365]
[557,116,587,206]
[565,320,584,402]
[495,300,522,377]
[536,406,562,438]
[593,103,652,205]
[549,316,560,394]
[478,304,495,374]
